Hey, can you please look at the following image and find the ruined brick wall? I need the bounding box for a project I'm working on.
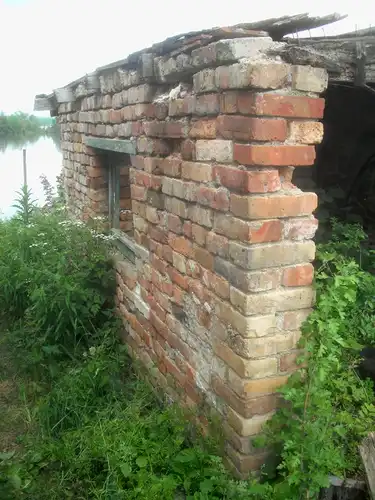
[56,35,327,477]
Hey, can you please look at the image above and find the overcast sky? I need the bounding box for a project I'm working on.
[0,0,373,113]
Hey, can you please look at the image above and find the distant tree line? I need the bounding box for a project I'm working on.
[0,112,56,141]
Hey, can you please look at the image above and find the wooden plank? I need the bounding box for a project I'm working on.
[234,12,347,40]
[360,432,375,499]
[83,137,136,155]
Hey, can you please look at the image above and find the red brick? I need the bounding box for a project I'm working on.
[131,184,147,201]
[172,285,186,306]
[151,286,172,313]
[150,253,168,275]
[217,115,287,141]
[189,119,217,139]
[167,267,189,290]
[191,224,208,246]
[196,186,230,211]
[181,161,212,183]
[167,214,183,234]
[162,244,173,263]
[220,92,325,119]
[149,225,168,244]
[133,170,152,188]
[234,144,316,167]
[183,221,193,238]
[87,166,102,178]
[161,158,181,177]
[214,213,282,243]
[230,193,318,220]
[181,139,196,161]
[282,264,314,287]
[137,137,170,156]
[213,165,280,193]
[148,294,167,321]
[168,233,193,258]
[206,232,229,258]
[195,93,220,115]
[202,269,230,299]
[109,109,122,123]
[193,244,214,270]
[150,310,170,339]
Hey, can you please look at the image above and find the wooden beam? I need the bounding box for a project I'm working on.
[285,37,375,83]
[84,137,136,155]
[360,432,375,499]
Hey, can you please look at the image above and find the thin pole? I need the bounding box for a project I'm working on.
[22,148,27,188]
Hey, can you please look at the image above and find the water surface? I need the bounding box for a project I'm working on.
[0,137,62,218]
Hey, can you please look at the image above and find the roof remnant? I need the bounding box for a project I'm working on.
[35,12,375,113]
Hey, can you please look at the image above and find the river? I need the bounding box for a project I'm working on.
[0,137,62,218]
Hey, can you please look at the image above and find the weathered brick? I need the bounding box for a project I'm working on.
[229,240,315,270]
[196,186,230,211]
[187,205,213,228]
[189,119,217,139]
[180,139,196,161]
[195,94,220,115]
[193,68,217,94]
[206,232,229,258]
[229,286,315,316]
[217,115,287,141]
[214,341,278,378]
[172,251,187,274]
[191,223,208,246]
[161,158,181,177]
[164,196,188,218]
[234,144,316,166]
[149,225,168,244]
[279,350,302,373]
[227,407,274,437]
[219,92,326,120]
[282,216,318,240]
[143,120,189,138]
[196,140,233,163]
[137,137,170,156]
[214,213,281,243]
[229,369,290,398]
[292,65,328,93]
[181,161,212,182]
[201,269,230,299]
[193,244,214,270]
[168,233,193,258]
[214,298,276,337]
[216,62,291,90]
[131,184,147,201]
[230,193,318,220]
[211,375,279,418]
[282,264,314,287]
[167,213,183,234]
[213,165,280,193]
[282,309,311,330]
[289,121,324,144]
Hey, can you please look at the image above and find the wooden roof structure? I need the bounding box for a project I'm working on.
[35,12,375,112]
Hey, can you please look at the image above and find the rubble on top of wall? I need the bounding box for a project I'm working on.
[35,12,359,112]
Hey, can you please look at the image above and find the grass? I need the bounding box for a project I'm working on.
[0,335,25,454]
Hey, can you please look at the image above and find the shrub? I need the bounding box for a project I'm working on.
[0,202,116,375]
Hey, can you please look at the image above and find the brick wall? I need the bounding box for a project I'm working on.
[56,34,327,477]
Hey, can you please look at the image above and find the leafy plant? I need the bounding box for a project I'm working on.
[261,219,375,499]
